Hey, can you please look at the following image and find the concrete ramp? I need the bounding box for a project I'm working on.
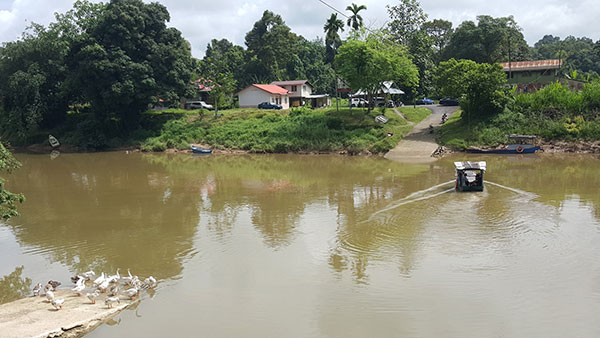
[385,105,457,163]
[0,290,137,338]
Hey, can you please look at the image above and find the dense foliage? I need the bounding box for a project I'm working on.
[439,81,600,149]
[0,143,24,219]
[335,36,419,110]
[435,59,508,120]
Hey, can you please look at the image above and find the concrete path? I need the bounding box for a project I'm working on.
[385,104,458,163]
[0,290,137,338]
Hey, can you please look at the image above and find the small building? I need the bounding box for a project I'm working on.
[270,80,314,107]
[351,81,405,103]
[192,78,214,103]
[237,84,290,109]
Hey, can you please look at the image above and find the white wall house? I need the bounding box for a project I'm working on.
[270,80,313,107]
[237,84,290,109]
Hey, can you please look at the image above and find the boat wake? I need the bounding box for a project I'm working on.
[485,181,537,198]
[366,180,455,222]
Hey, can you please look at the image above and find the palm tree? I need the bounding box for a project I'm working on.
[346,3,367,30]
[324,13,345,64]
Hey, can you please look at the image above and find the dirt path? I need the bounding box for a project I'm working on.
[385,105,458,163]
[0,290,137,338]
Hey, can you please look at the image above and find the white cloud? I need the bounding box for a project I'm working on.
[0,0,598,57]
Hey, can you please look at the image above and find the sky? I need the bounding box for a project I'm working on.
[0,0,598,58]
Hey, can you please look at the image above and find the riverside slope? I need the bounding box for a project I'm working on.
[385,105,458,163]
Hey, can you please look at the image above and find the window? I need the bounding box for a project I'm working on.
[271,97,275,103]
[291,85,297,92]
[284,97,287,104]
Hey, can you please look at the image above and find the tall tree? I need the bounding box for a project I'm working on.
[443,15,530,64]
[324,13,345,64]
[422,19,453,61]
[245,10,299,82]
[67,0,194,132]
[386,0,427,46]
[335,35,418,112]
[345,3,367,30]
[199,39,246,90]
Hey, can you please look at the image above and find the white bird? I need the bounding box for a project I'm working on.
[97,279,110,293]
[93,272,105,286]
[51,298,64,310]
[108,284,120,297]
[143,276,157,289]
[86,290,100,304]
[72,279,85,296]
[46,290,55,302]
[124,287,139,300]
[32,283,43,297]
[107,268,120,283]
[105,296,120,309]
[122,269,133,284]
[81,270,96,281]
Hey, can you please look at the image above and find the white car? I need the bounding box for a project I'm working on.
[350,98,367,107]
[186,101,213,110]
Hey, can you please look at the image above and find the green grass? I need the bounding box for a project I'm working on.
[438,109,600,150]
[138,106,430,154]
[397,106,431,123]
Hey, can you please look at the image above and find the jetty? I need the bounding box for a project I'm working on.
[0,290,137,338]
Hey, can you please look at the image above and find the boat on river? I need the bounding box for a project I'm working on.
[467,134,540,154]
[455,161,486,192]
[191,145,212,154]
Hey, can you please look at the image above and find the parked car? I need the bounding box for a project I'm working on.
[371,97,387,107]
[258,102,283,110]
[350,98,368,107]
[439,97,459,106]
[416,97,434,105]
[185,101,213,110]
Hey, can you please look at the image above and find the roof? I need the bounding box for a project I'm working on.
[352,81,405,96]
[454,161,486,171]
[192,78,214,92]
[500,59,561,72]
[270,80,311,87]
[239,84,289,95]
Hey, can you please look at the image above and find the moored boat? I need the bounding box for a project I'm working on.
[467,134,540,154]
[190,145,212,154]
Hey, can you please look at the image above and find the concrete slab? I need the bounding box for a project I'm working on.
[0,290,137,338]
[385,105,458,163]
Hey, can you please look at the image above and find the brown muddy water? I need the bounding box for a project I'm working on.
[1,152,599,338]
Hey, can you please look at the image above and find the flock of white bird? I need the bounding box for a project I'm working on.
[32,269,157,311]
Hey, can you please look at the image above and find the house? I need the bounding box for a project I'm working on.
[500,59,586,92]
[270,80,314,107]
[237,84,290,109]
[192,78,214,103]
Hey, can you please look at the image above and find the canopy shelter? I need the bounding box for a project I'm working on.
[454,161,487,172]
[351,81,405,97]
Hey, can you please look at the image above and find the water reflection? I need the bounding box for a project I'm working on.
[2,152,600,338]
[0,266,32,303]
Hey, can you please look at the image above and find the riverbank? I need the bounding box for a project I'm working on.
[0,290,137,338]
[438,109,600,153]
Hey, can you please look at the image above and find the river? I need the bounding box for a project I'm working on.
[1,152,599,338]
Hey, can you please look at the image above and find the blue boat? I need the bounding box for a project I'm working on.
[190,145,212,154]
[467,134,540,154]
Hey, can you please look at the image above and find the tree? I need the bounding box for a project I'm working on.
[345,3,367,30]
[67,0,194,131]
[435,58,507,120]
[422,19,453,62]
[386,0,427,46]
[443,15,530,64]
[335,36,419,112]
[0,143,25,219]
[245,10,299,83]
[199,39,246,90]
[324,13,345,64]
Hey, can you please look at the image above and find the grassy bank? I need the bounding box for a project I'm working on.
[139,106,431,154]
[439,82,600,149]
